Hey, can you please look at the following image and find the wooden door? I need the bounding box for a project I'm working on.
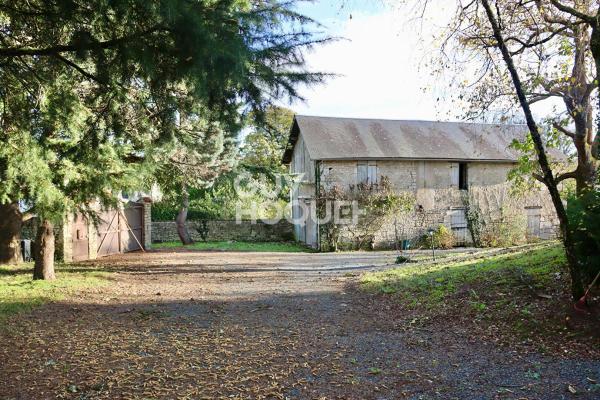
[71,213,89,261]
[121,203,143,252]
[96,203,144,257]
[449,208,469,246]
[97,209,120,257]
[526,207,542,238]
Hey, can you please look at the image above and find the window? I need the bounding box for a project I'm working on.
[451,162,468,190]
[459,163,468,190]
[357,161,378,185]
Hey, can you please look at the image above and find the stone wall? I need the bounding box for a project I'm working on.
[370,184,559,249]
[152,220,295,243]
[142,200,152,249]
[300,159,560,249]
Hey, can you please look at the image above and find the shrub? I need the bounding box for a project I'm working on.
[567,190,600,284]
[479,216,526,248]
[318,176,414,251]
[395,255,410,264]
[418,225,455,249]
[462,186,529,248]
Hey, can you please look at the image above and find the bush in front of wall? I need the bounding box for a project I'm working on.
[417,225,455,250]
[461,185,529,248]
[317,176,414,251]
[478,215,527,247]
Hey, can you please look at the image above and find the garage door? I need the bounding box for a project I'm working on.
[97,203,144,257]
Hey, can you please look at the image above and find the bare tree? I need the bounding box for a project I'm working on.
[437,0,598,193]
[408,0,600,298]
[478,0,584,298]
[539,0,600,161]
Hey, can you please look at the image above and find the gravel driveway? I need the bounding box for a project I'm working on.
[1,249,598,399]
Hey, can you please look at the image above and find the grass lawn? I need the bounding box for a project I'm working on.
[363,243,564,305]
[153,241,314,252]
[0,263,109,323]
[360,242,600,354]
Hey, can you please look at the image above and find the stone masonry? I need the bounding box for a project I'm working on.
[152,220,295,243]
[305,159,559,249]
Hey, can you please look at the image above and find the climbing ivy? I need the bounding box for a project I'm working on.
[317,176,413,251]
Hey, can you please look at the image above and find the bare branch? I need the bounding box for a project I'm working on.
[507,26,568,55]
[555,170,578,183]
[552,122,576,138]
[548,0,595,23]
[532,172,545,183]
[528,93,561,104]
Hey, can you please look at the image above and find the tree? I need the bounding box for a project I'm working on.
[154,116,237,244]
[151,105,296,245]
[437,0,598,194]
[241,106,296,171]
[407,0,599,298]
[0,0,328,276]
[537,0,600,161]
[478,0,586,299]
[0,203,22,265]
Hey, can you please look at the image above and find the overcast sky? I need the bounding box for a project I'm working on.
[287,1,461,121]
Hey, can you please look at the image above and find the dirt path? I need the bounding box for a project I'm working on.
[1,249,598,399]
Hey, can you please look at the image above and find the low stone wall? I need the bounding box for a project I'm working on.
[152,220,295,243]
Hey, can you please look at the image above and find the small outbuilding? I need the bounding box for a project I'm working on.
[22,199,152,262]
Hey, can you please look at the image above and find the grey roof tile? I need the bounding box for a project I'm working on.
[283,115,530,163]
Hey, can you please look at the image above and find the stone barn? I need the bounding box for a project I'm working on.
[282,115,560,249]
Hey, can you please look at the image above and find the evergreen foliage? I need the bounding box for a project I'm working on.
[0,0,328,221]
[152,105,296,220]
[240,106,296,171]
[567,190,600,284]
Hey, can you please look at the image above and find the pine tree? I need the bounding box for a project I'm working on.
[0,0,328,277]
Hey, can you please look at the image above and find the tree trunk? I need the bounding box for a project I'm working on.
[569,25,598,194]
[589,23,600,161]
[0,203,23,265]
[593,130,599,160]
[176,185,194,245]
[573,133,598,195]
[33,219,55,280]
[481,0,585,299]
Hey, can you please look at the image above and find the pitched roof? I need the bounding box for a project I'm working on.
[282,115,529,164]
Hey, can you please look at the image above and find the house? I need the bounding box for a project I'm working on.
[282,115,559,249]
